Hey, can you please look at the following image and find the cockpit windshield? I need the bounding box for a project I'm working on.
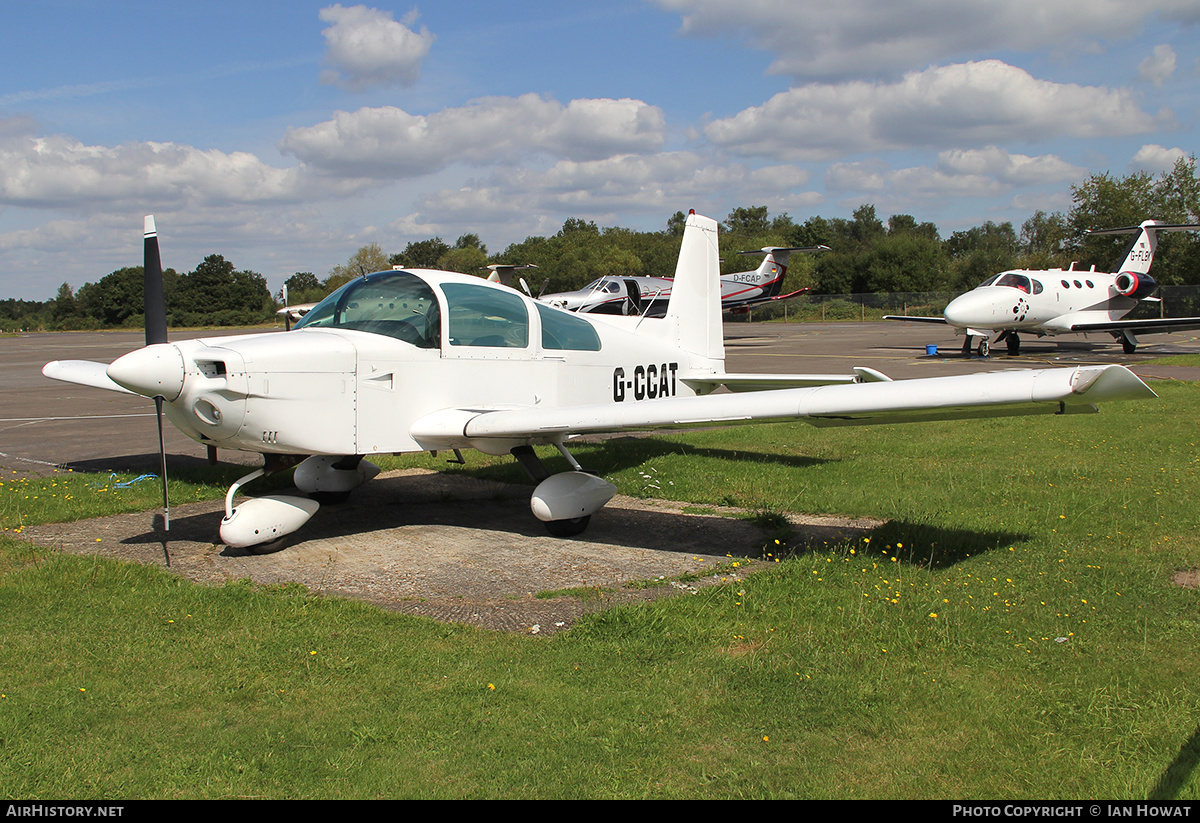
[293,271,441,348]
[582,278,620,293]
[977,272,1041,294]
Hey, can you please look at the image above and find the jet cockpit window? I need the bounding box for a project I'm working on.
[441,282,529,348]
[292,271,440,348]
[977,274,1001,288]
[583,278,620,294]
[535,303,602,351]
[994,273,1032,293]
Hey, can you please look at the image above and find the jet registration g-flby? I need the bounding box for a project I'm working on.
[538,246,823,317]
[44,212,1155,550]
[885,220,1200,356]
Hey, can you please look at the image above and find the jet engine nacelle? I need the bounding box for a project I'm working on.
[1115,271,1158,300]
[530,471,617,522]
[220,495,320,549]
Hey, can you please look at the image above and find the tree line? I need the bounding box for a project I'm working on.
[5,157,1197,332]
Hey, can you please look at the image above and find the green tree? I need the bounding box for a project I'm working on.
[326,243,391,291]
[390,238,451,270]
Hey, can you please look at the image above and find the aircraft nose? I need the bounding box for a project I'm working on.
[106,343,186,401]
[943,291,992,328]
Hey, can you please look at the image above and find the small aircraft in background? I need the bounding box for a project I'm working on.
[43,213,1153,551]
[538,246,825,317]
[885,220,1200,356]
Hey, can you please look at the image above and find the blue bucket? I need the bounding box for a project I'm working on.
[925,344,938,356]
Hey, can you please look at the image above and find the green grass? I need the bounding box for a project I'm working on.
[1148,354,1200,367]
[2,383,1199,798]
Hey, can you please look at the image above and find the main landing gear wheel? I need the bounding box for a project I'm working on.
[1122,337,1137,354]
[544,515,591,538]
[1006,334,1021,356]
[977,339,990,357]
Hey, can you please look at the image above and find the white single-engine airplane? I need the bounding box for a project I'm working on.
[44,212,1154,550]
[885,220,1200,356]
[538,246,824,317]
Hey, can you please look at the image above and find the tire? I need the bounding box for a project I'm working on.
[977,339,990,357]
[544,515,590,538]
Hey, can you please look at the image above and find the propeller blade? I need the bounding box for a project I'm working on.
[155,396,171,532]
[143,215,168,346]
[144,216,171,532]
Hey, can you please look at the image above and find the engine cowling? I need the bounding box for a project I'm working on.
[1115,271,1157,300]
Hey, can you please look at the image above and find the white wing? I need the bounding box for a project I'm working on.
[411,364,1154,449]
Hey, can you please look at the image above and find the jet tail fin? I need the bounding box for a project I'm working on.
[1086,220,1200,275]
[662,211,723,362]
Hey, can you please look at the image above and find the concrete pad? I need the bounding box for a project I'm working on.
[23,468,881,634]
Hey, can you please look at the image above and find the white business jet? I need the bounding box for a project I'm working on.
[885,220,1200,356]
[538,246,823,317]
[43,213,1154,550]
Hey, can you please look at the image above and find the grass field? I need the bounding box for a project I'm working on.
[1,379,1198,799]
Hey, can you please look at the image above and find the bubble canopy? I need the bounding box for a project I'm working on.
[293,270,441,348]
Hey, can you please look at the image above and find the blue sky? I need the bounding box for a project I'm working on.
[1,0,1197,300]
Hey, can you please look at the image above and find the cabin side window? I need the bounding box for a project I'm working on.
[440,282,530,348]
[535,303,602,351]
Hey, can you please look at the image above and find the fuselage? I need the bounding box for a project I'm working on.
[106,269,719,458]
[541,265,785,316]
[942,268,1142,337]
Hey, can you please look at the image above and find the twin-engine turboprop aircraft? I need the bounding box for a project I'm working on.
[538,246,823,317]
[885,220,1200,356]
[44,212,1155,550]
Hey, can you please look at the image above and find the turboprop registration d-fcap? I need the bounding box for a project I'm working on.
[44,212,1154,550]
[538,245,824,317]
[885,220,1200,356]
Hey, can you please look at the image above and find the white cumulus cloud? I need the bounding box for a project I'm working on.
[0,127,304,209]
[705,60,1160,161]
[319,4,435,91]
[279,95,667,176]
[1130,143,1187,173]
[1137,44,1177,86]
[657,0,1200,81]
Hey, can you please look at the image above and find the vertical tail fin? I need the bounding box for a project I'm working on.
[1116,220,1161,275]
[1086,220,1200,275]
[663,211,723,363]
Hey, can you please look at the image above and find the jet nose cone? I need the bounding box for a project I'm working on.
[943,291,992,328]
[106,344,185,400]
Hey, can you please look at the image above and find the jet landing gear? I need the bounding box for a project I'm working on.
[1117,330,1139,354]
[962,335,990,358]
[995,330,1021,356]
[510,444,617,537]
